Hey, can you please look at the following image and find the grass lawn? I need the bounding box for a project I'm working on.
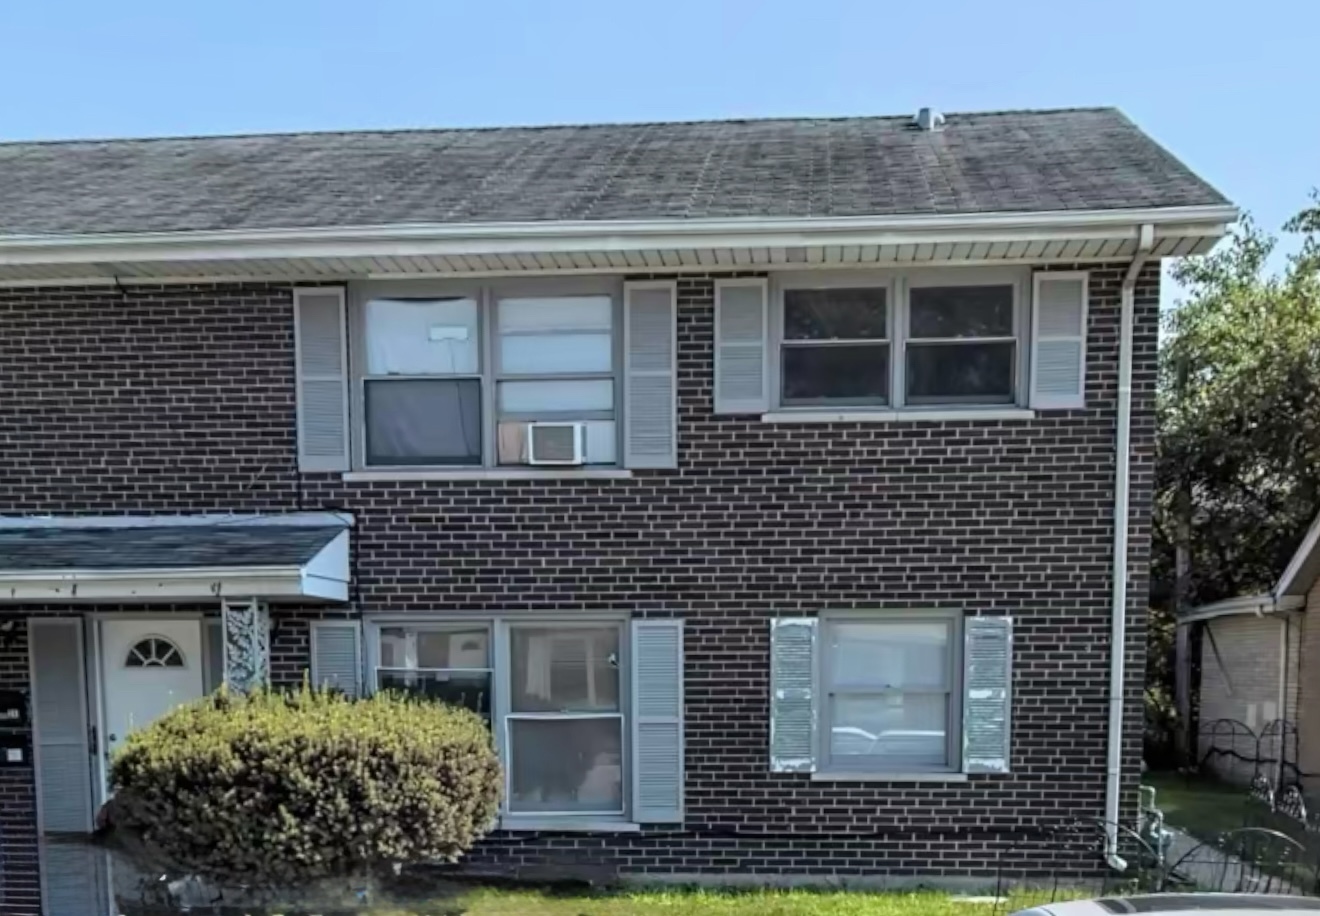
[123,887,1063,916]
[1143,770,1312,847]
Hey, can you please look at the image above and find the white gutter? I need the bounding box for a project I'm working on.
[1178,593,1306,624]
[1104,222,1155,870]
[0,565,348,602]
[0,205,1239,266]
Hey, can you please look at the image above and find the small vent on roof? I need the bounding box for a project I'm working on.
[914,108,945,131]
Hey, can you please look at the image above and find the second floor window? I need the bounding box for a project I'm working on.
[357,285,620,469]
[777,273,1023,410]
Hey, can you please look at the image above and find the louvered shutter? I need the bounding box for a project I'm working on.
[310,621,362,697]
[963,616,1013,774]
[624,281,678,469]
[714,279,769,414]
[1030,272,1088,409]
[631,619,684,823]
[29,619,93,833]
[42,843,110,916]
[295,287,350,471]
[769,617,817,773]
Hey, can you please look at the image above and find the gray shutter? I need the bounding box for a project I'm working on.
[295,287,350,472]
[714,279,769,414]
[42,843,110,916]
[769,617,817,773]
[963,615,1013,774]
[623,281,678,469]
[1030,272,1088,409]
[630,619,684,823]
[310,620,362,697]
[28,619,93,833]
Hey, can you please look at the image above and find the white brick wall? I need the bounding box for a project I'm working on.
[1198,612,1299,785]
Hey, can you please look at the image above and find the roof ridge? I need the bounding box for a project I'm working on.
[0,106,1121,148]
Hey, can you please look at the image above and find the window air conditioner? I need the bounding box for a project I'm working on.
[527,422,587,466]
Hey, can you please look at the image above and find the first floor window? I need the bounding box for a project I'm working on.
[821,614,960,772]
[372,620,625,817]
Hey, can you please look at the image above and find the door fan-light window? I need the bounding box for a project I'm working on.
[124,636,186,669]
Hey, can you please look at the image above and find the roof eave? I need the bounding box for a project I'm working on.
[0,205,1238,285]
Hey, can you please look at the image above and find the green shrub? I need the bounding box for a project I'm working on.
[105,686,502,886]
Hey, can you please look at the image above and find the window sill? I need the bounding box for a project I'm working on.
[342,468,634,482]
[761,408,1036,424]
[498,817,641,833]
[810,771,970,783]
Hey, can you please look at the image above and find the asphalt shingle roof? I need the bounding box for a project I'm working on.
[0,108,1228,237]
[0,526,344,570]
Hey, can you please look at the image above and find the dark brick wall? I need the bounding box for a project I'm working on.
[0,265,1155,892]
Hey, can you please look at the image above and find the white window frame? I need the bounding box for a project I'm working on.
[770,268,1030,412]
[374,621,495,718]
[816,608,964,776]
[364,614,631,825]
[349,278,624,470]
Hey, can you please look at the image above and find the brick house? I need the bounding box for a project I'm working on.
[0,107,1233,914]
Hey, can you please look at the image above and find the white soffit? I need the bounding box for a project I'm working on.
[0,207,1236,284]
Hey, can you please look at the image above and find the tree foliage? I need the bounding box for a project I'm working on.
[1155,196,1320,610]
[102,686,502,887]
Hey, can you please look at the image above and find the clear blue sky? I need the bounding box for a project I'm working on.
[1,0,1313,303]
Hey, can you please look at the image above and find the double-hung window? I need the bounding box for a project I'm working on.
[774,271,1023,411]
[821,613,961,773]
[371,619,631,820]
[355,283,621,469]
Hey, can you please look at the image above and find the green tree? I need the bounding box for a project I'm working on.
[1155,197,1320,610]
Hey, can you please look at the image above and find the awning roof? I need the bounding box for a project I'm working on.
[0,513,351,603]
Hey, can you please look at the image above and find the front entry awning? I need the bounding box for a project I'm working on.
[0,512,351,603]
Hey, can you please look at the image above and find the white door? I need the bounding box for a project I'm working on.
[100,619,205,759]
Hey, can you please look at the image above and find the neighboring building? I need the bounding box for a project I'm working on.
[1180,513,1320,791]
[0,108,1233,914]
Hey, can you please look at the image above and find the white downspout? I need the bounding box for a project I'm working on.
[1105,223,1155,869]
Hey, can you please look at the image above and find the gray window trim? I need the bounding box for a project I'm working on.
[771,268,1030,412]
[348,278,623,470]
[815,608,964,776]
[363,614,631,822]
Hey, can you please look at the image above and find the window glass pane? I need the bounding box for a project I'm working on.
[784,288,887,340]
[828,621,950,689]
[378,670,492,720]
[500,333,613,374]
[511,626,620,712]
[378,627,489,670]
[909,286,1013,339]
[829,693,947,769]
[498,420,616,466]
[499,296,612,333]
[508,718,623,813]
[906,341,1015,403]
[499,379,614,415]
[781,344,889,404]
[365,378,482,466]
[365,298,479,375]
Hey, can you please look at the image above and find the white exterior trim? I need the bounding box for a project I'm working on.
[0,531,351,602]
[761,408,1036,424]
[1179,593,1305,624]
[0,206,1236,284]
[0,511,352,529]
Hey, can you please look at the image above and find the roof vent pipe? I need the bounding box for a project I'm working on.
[915,108,945,131]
